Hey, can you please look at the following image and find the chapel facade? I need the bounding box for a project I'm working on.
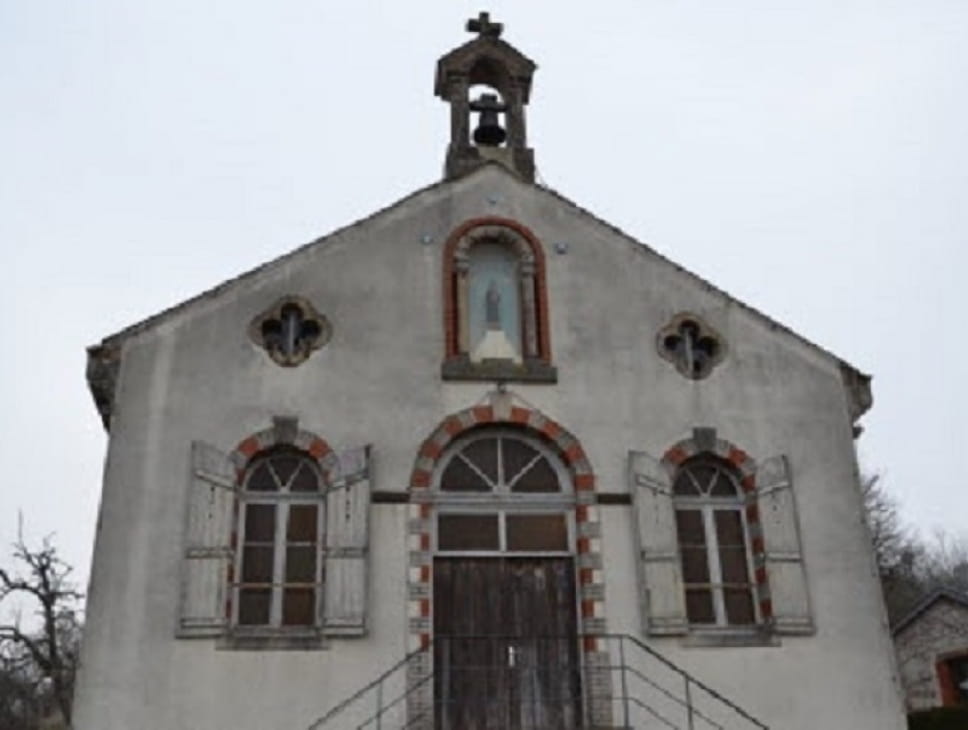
[74,14,905,730]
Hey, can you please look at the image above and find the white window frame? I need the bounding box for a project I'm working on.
[431,429,575,558]
[233,451,326,630]
[674,460,759,629]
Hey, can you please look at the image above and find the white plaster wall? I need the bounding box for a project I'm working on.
[73,165,905,729]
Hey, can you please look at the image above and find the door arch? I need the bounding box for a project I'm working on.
[406,404,610,728]
[432,427,579,728]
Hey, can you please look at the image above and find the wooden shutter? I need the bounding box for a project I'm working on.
[178,441,237,637]
[629,451,688,635]
[756,455,814,634]
[323,445,371,636]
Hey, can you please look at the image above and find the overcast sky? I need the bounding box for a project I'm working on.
[1,1,965,591]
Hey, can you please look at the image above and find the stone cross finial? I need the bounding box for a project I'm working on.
[466,11,503,39]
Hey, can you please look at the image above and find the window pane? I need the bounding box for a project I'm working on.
[244,504,276,541]
[438,514,499,551]
[709,471,738,497]
[673,471,700,496]
[282,588,315,626]
[287,505,318,542]
[290,462,320,492]
[680,547,710,583]
[285,546,317,583]
[685,589,715,624]
[502,439,537,482]
[440,456,490,492]
[675,510,705,546]
[714,510,745,547]
[462,438,499,484]
[246,462,277,492]
[724,588,756,625]
[506,514,568,551]
[241,546,274,583]
[510,455,559,493]
[687,463,718,496]
[238,588,271,625]
[270,454,302,487]
[719,547,751,584]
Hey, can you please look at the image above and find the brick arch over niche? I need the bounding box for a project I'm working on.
[661,432,774,624]
[441,217,553,373]
[407,403,606,651]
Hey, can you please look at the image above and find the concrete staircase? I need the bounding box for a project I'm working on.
[306,633,768,730]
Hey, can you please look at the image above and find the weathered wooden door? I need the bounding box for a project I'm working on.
[434,557,582,730]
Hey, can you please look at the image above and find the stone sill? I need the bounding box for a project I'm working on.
[217,628,328,651]
[679,629,780,649]
[441,356,557,384]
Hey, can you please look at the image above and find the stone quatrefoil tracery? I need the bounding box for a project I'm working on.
[249,296,332,367]
[658,314,725,380]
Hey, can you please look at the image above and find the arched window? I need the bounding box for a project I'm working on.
[442,220,556,383]
[673,456,757,627]
[236,447,324,627]
[434,429,572,552]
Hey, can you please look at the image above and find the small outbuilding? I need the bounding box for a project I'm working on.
[894,587,968,711]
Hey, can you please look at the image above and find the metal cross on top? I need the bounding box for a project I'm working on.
[466,11,503,39]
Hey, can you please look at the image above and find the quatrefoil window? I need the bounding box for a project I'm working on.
[249,296,332,367]
[658,314,725,380]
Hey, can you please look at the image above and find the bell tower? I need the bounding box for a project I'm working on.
[435,12,537,182]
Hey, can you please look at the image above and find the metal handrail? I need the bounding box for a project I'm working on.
[621,633,769,729]
[306,643,429,729]
[307,632,770,730]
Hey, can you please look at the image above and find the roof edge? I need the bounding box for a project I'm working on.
[534,180,874,419]
[892,587,968,636]
[85,162,875,430]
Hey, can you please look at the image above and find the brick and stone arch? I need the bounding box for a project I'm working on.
[441,217,556,383]
[405,401,609,725]
[661,429,774,625]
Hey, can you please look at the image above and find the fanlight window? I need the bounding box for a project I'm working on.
[435,431,572,554]
[439,432,562,494]
[237,448,324,628]
[673,457,757,627]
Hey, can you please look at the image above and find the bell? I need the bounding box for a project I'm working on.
[470,93,507,147]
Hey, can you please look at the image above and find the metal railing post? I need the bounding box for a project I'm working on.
[684,673,694,730]
[374,677,383,730]
[441,638,451,730]
[619,635,630,729]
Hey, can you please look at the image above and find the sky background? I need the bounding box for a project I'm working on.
[1,1,965,595]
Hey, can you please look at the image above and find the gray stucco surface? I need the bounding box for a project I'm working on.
[73,165,904,729]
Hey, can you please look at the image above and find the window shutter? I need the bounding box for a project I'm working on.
[629,451,688,635]
[756,455,814,635]
[323,445,371,636]
[178,441,237,638]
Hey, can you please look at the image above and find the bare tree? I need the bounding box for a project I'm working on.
[862,473,930,623]
[0,526,83,729]
[862,473,968,624]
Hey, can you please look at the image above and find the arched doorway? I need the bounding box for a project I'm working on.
[431,427,581,729]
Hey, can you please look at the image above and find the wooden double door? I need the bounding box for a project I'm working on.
[433,557,582,730]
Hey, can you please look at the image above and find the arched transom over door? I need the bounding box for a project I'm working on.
[432,428,582,730]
